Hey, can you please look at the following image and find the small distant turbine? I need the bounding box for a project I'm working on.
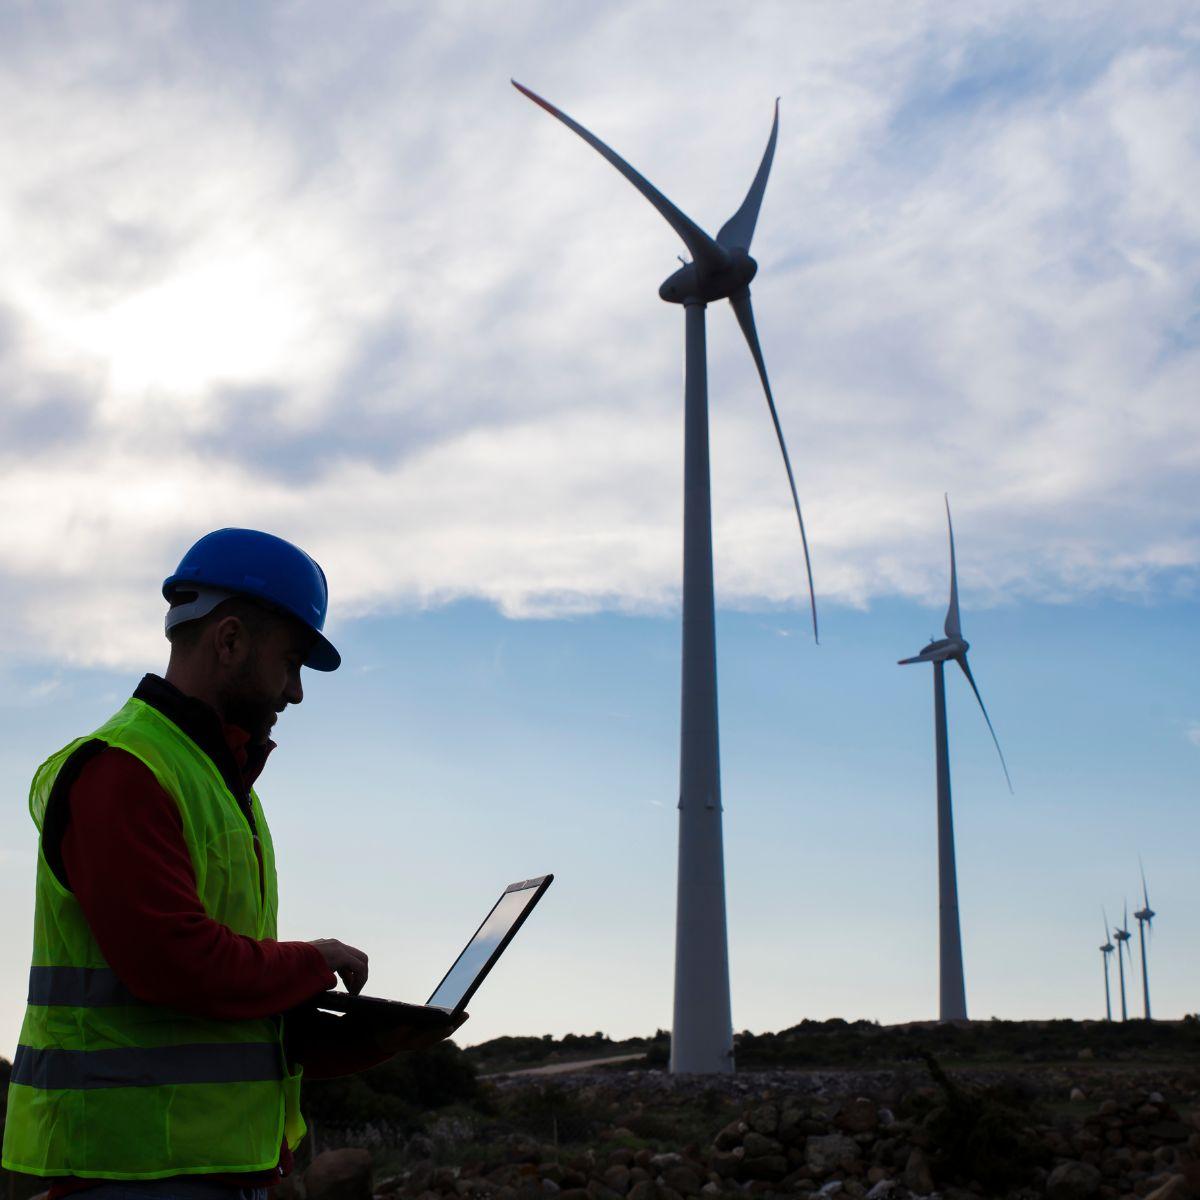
[1113,904,1133,1021]
[513,81,817,1074]
[1133,864,1156,1021]
[1099,908,1115,1022]
[899,496,1011,1022]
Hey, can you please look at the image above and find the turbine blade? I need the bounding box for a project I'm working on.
[1140,858,1151,910]
[944,494,962,640]
[716,99,779,252]
[728,287,818,643]
[512,81,725,271]
[955,653,1013,791]
[1103,907,1109,944]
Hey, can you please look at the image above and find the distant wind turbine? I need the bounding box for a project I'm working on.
[513,82,817,1074]
[899,496,1011,1022]
[1099,908,1115,1022]
[1113,904,1133,1021]
[1133,864,1156,1021]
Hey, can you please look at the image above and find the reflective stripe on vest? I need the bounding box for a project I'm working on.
[11,1043,285,1090]
[1,696,305,1180]
[27,966,145,1008]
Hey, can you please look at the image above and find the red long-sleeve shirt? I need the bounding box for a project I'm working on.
[44,682,389,1195]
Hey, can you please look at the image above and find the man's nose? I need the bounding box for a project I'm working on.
[285,673,303,705]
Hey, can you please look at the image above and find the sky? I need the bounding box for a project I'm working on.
[0,1,1198,1056]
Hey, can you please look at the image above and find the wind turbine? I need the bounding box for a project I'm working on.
[1133,865,1156,1020]
[899,496,1011,1022]
[513,82,817,1074]
[1099,908,1114,1021]
[1113,904,1132,1021]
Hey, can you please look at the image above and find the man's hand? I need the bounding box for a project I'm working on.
[372,1011,469,1058]
[308,938,369,995]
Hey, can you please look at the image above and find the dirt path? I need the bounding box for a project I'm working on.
[482,1052,646,1078]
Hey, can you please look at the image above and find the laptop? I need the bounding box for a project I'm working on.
[308,874,553,1027]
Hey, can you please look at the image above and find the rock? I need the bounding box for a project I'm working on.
[1072,1088,1089,1103]
[806,1134,861,1175]
[836,1099,879,1135]
[1046,1160,1103,1200]
[710,1153,741,1180]
[1143,1177,1193,1200]
[650,1155,684,1171]
[305,1150,373,1200]
[662,1167,703,1196]
[700,1186,721,1198]
[559,1190,589,1200]
[815,1184,843,1197]
[865,1183,896,1199]
[738,1156,789,1182]
[877,1109,896,1128]
[779,1108,805,1144]
[1148,1094,1166,1106]
[1079,1048,1095,1060]
[1147,1123,1193,1144]
[1101,1101,1121,1117]
[409,1135,436,1160]
[742,1132,784,1160]
[714,1119,749,1151]
[747,1103,780,1135]
[627,1182,656,1200]
[602,1166,632,1194]
[903,1149,934,1197]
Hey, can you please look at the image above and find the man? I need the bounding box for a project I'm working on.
[2,528,463,1195]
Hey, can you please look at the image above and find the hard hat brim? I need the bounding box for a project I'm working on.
[304,631,341,672]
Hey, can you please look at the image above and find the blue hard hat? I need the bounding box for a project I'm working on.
[162,528,341,671]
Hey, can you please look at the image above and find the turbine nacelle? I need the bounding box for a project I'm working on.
[898,637,968,666]
[1133,906,1155,923]
[659,249,758,305]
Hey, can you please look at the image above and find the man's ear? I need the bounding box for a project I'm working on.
[211,615,248,666]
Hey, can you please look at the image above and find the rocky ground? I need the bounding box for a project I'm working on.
[281,1063,1200,1200]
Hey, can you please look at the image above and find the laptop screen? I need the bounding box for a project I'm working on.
[426,879,547,1013]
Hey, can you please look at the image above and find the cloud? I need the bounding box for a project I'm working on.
[0,3,1197,667]
[1187,724,1200,749]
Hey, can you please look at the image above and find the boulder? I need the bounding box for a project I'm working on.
[742,1132,784,1160]
[1046,1160,1102,1200]
[626,1182,656,1200]
[778,1108,805,1144]
[1144,1176,1194,1200]
[662,1166,703,1196]
[304,1149,373,1200]
[806,1134,861,1176]
[748,1104,780,1136]
[602,1165,631,1194]
[1071,1088,1088,1103]
[902,1148,934,1197]
[865,1182,897,1199]
[737,1155,789,1182]
[714,1119,748,1151]
[835,1100,879,1135]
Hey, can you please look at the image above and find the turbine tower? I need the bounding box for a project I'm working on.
[514,83,817,1074]
[1113,904,1132,1021]
[1133,866,1156,1021]
[899,496,1011,1022]
[1099,908,1114,1021]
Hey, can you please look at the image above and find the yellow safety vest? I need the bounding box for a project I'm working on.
[2,696,306,1178]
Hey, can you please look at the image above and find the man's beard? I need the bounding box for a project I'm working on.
[219,658,279,744]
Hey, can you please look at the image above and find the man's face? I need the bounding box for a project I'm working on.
[218,614,310,743]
